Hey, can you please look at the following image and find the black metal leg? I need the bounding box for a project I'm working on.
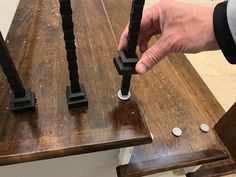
[59,0,88,109]
[121,75,131,95]
[0,32,36,113]
[126,0,145,57]
[113,0,145,100]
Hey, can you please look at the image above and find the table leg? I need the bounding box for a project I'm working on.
[58,0,88,109]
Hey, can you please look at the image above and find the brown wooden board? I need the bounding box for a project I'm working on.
[186,159,236,177]
[0,0,153,166]
[117,150,229,177]
[215,102,236,162]
[101,0,230,176]
[186,102,236,177]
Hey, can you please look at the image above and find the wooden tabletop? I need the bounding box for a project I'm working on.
[0,0,153,166]
[101,0,230,176]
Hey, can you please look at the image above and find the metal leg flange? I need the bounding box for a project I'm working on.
[113,51,138,75]
[11,88,36,113]
[66,85,88,109]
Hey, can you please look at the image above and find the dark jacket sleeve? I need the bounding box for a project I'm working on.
[213,1,236,64]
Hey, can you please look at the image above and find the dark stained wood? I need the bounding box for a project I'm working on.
[0,32,26,98]
[184,102,236,177]
[102,0,230,176]
[0,0,152,166]
[167,54,226,124]
[117,150,227,177]
[215,102,236,161]
[184,101,236,177]
[186,159,236,177]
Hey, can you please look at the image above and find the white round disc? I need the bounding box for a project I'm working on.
[172,127,182,137]
[200,123,210,133]
[117,89,131,101]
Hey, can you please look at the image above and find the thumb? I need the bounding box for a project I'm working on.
[136,40,169,74]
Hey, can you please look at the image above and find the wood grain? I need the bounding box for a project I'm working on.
[215,102,236,161]
[186,159,236,177]
[102,0,229,176]
[116,149,228,177]
[0,0,152,166]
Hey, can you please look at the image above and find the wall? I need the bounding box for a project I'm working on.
[0,0,20,39]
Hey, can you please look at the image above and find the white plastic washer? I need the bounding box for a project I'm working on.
[172,127,182,137]
[117,89,131,101]
[200,123,210,133]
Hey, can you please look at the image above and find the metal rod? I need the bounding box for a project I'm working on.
[0,32,26,98]
[59,0,81,93]
[126,0,145,57]
[121,75,132,95]
[121,0,145,96]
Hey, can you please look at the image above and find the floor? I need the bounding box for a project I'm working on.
[0,0,235,177]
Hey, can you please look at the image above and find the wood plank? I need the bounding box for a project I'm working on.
[0,0,152,166]
[102,0,229,176]
[186,159,236,177]
[167,54,225,125]
[215,102,236,162]
[117,150,227,177]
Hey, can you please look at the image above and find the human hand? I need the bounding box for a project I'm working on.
[118,0,219,74]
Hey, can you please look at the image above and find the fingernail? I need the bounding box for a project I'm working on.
[137,63,147,74]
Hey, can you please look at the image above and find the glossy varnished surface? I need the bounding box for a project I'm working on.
[197,102,236,177]
[102,0,229,176]
[117,150,228,177]
[0,0,152,166]
[186,159,236,177]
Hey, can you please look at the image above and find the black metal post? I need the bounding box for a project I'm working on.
[0,32,36,113]
[127,0,145,57]
[114,0,145,100]
[59,0,88,108]
[121,75,131,95]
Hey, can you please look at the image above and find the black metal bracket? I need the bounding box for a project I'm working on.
[66,85,88,109]
[11,88,36,113]
[113,51,139,75]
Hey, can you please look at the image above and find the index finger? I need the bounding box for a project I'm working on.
[118,24,129,50]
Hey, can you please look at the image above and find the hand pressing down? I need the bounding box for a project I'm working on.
[118,0,219,74]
